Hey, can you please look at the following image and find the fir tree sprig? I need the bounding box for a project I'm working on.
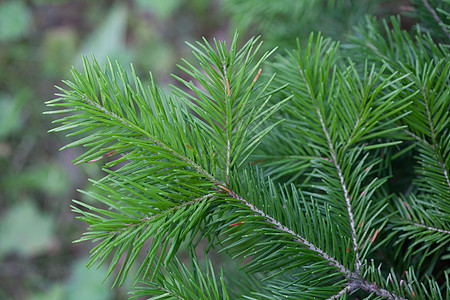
[347,15,450,271]
[46,33,294,294]
[45,11,449,297]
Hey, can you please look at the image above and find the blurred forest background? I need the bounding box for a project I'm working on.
[0,0,427,299]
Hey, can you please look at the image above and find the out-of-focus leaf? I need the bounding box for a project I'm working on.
[29,0,72,4]
[0,1,31,42]
[27,284,65,300]
[77,3,131,67]
[65,257,112,300]
[0,202,55,258]
[0,93,25,139]
[41,28,78,77]
[133,25,176,78]
[2,163,71,197]
[26,258,114,300]
[135,0,183,19]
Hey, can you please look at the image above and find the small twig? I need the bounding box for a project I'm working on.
[422,0,450,40]
[411,222,450,234]
[83,95,222,185]
[296,65,362,273]
[115,193,218,233]
[315,105,362,273]
[223,62,231,185]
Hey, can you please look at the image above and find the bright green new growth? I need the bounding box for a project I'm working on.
[46,15,449,300]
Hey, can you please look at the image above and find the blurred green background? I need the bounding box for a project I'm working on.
[0,1,227,299]
[0,0,416,299]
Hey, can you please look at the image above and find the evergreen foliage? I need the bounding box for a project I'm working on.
[46,1,449,298]
[224,0,394,49]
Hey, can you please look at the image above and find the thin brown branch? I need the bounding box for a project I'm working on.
[422,0,450,40]
[220,185,351,275]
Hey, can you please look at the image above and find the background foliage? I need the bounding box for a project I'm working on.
[0,0,447,299]
[1,1,226,299]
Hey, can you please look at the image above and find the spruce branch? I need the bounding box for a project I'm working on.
[306,73,362,272]
[46,33,295,294]
[347,14,449,276]
[314,91,362,272]
[267,32,412,273]
[217,183,350,276]
[45,8,449,296]
[420,73,450,190]
[216,170,408,299]
[172,33,290,182]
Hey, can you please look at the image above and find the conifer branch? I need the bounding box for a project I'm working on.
[219,185,349,275]
[46,5,449,295]
[82,95,222,185]
[315,105,361,273]
[330,280,408,300]
[421,87,450,189]
[400,116,449,190]
[219,182,405,299]
[296,64,362,273]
